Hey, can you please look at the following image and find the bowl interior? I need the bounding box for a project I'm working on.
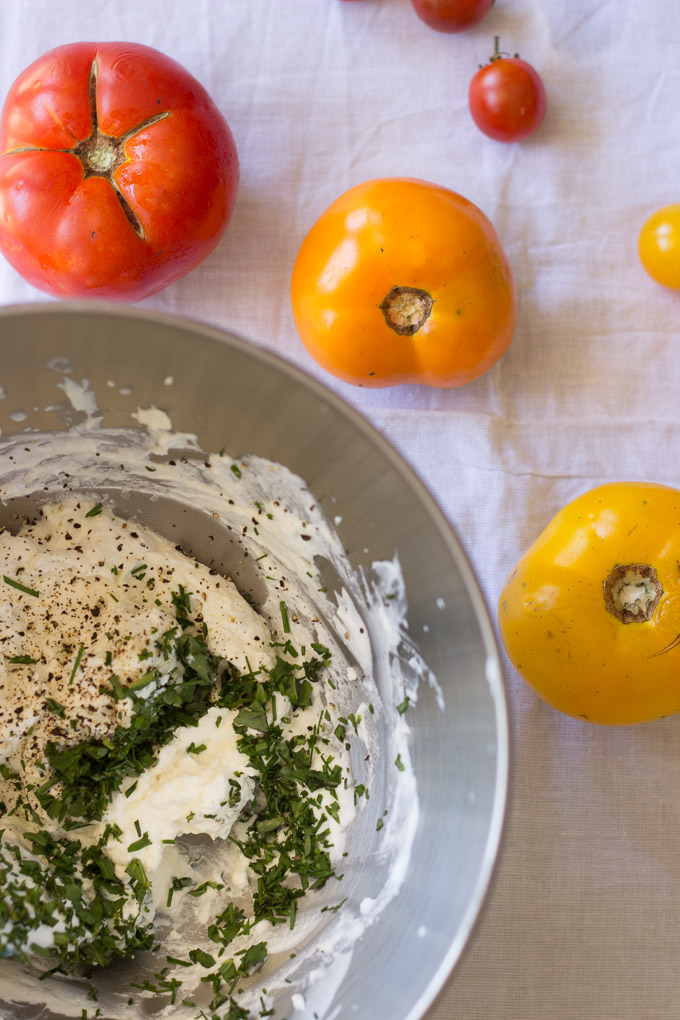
[0,303,508,1020]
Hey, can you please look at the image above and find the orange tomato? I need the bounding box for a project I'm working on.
[290,178,516,388]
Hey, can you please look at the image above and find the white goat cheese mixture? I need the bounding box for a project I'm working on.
[0,498,356,1006]
[0,394,423,1020]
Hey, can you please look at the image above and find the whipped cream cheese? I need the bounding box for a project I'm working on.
[0,496,357,980]
[0,499,272,800]
[0,376,425,1020]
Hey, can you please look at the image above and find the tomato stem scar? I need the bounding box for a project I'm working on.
[603,563,662,624]
[70,59,170,240]
[380,286,433,336]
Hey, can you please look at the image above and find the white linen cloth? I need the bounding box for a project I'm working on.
[1,1,679,1017]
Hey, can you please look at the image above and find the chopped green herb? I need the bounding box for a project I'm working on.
[68,644,85,685]
[44,698,66,718]
[320,897,347,914]
[166,955,192,967]
[85,502,103,518]
[8,654,38,664]
[3,575,39,598]
[127,833,152,853]
[189,947,216,969]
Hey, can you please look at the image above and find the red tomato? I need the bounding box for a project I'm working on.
[0,42,239,301]
[469,37,546,141]
[411,0,494,33]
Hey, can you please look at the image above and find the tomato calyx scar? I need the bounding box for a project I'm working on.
[603,563,662,624]
[380,286,433,336]
[70,59,171,240]
[2,59,171,242]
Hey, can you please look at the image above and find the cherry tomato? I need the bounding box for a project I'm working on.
[638,204,680,290]
[411,0,494,33]
[0,42,239,301]
[290,177,516,389]
[469,37,546,142]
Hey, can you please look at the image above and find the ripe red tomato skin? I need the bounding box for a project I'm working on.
[411,0,494,32]
[469,56,546,141]
[0,42,239,301]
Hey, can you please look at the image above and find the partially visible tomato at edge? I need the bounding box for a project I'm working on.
[0,41,239,302]
[411,0,494,33]
[638,204,680,290]
[469,38,546,142]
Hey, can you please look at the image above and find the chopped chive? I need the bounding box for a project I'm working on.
[127,833,152,852]
[85,502,103,518]
[3,575,39,597]
[279,600,291,634]
[69,644,85,685]
[166,955,192,967]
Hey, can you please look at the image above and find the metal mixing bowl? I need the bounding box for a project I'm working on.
[0,303,508,1020]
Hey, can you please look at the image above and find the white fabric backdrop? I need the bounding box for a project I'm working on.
[1,1,680,1018]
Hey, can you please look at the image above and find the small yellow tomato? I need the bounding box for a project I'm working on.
[290,177,516,389]
[638,204,680,290]
[498,482,680,725]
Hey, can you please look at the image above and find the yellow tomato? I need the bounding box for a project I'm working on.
[498,482,680,725]
[638,204,680,290]
[290,177,516,389]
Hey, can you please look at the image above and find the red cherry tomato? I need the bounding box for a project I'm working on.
[0,42,239,301]
[411,0,494,33]
[469,37,546,141]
